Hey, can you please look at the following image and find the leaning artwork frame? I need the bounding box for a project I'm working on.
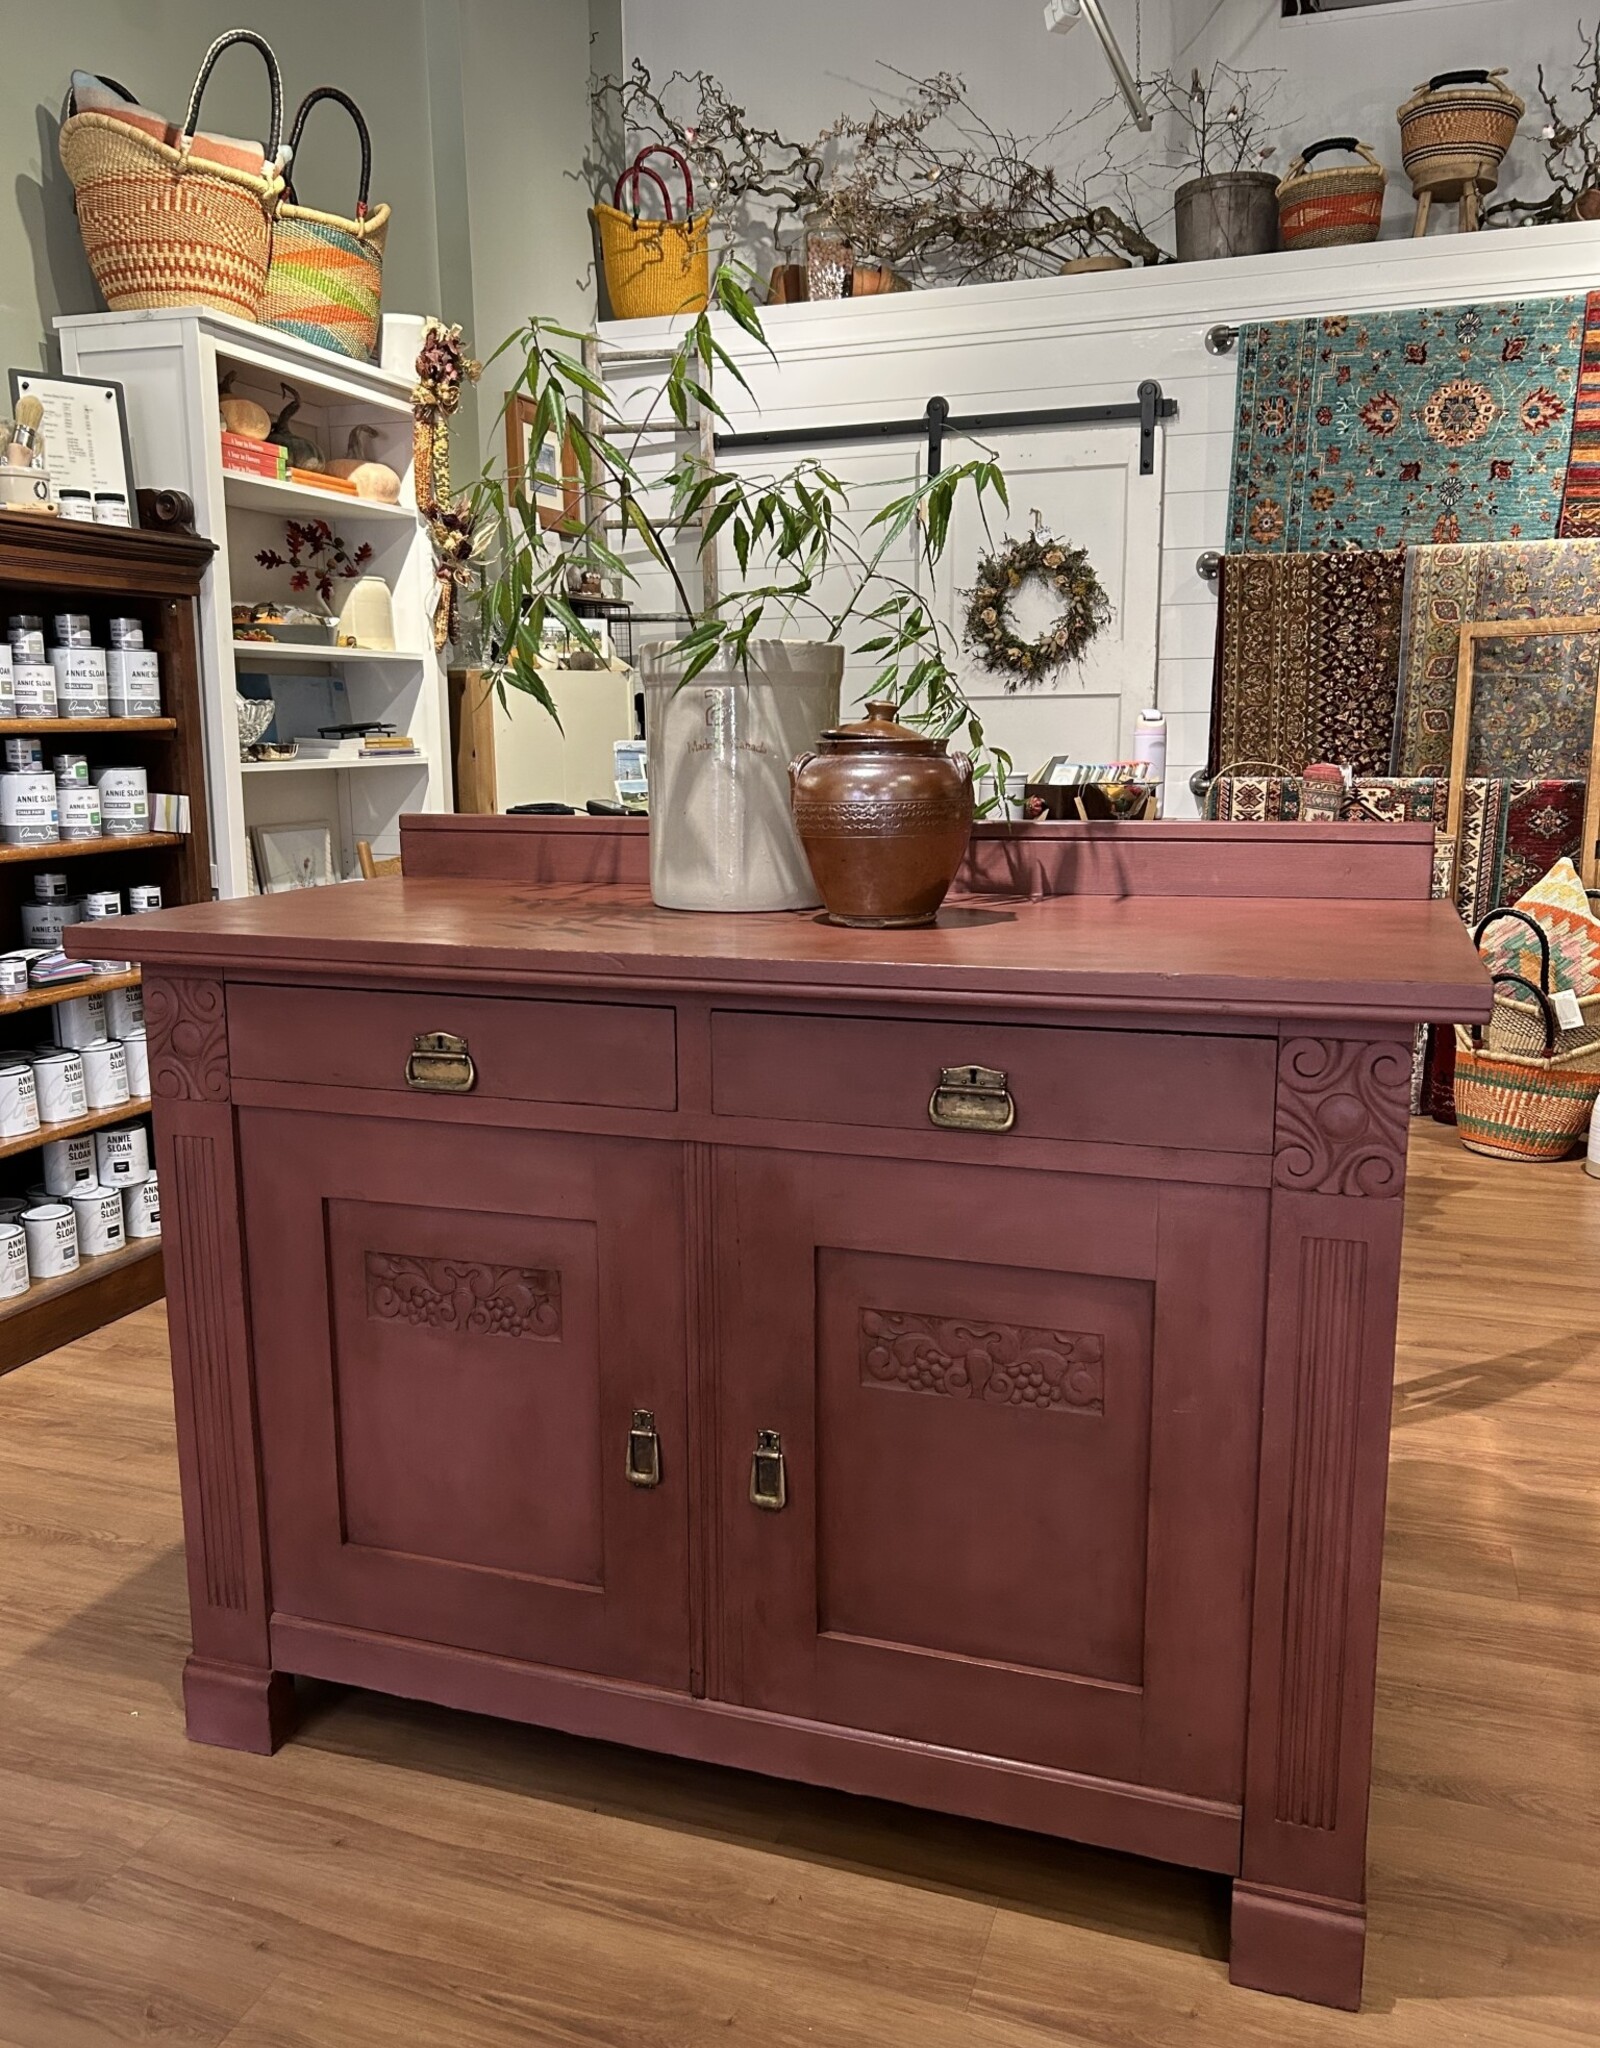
[1448,615,1600,892]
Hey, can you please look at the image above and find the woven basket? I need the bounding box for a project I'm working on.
[596,147,708,320]
[262,87,388,360]
[1477,908,1600,1063]
[1397,69,1524,201]
[1454,973,1600,1160]
[59,31,284,322]
[1277,139,1386,250]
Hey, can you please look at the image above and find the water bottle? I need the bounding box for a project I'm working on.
[1133,709,1166,818]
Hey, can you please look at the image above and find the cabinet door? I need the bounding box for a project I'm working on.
[240,1110,691,1692]
[715,1151,1267,1801]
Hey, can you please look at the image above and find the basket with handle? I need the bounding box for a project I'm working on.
[58,29,285,322]
[1476,907,1600,1063]
[261,86,390,360]
[1396,69,1524,201]
[594,146,709,320]
[1454,971,1600,1160]
[1276,139,1387,249]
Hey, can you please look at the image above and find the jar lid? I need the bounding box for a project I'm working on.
[819,699,944,751]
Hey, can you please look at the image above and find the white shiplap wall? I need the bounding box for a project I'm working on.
[601,221,1600,812]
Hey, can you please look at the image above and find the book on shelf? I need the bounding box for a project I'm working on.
[288,466,358,497]
[221,432,287,480]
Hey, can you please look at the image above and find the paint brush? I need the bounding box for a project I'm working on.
[4,394,43,468]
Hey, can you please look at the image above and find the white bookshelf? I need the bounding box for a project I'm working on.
[57,309,452,897]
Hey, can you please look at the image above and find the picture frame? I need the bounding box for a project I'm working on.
[250,820,337,893]
[8,369,138,521]
[506,396,581,531]
[1449,615,1600,891]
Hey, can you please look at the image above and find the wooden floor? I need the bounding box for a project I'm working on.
[1,1122,1596,2046]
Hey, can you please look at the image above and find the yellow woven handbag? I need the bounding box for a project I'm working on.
[595,148,709,321]
[58,31,285,323]
[262,87,389,362]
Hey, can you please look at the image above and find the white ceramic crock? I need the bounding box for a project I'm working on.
[641,640,842,913]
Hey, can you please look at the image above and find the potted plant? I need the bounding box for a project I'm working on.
[1149,64,1282,262]
[472,262,1011,913]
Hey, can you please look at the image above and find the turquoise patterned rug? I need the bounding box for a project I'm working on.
[1226,299,1586,554]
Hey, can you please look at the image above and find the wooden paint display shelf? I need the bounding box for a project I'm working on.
[0,1234,159,1324]
[0,833,181,864]
[0,717,176,733]
[0,968,139,1019]
[0,1095,152,1166]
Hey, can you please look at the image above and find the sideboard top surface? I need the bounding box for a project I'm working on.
[82,877,1492,1024]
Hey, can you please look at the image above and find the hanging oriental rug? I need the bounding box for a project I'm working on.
[1226,298,1585,555]
[1389,537,1600,776]
[1210,548,1405,775]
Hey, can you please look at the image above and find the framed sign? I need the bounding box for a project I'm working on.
[506,396,581,531]
[8,370,137,520]
[1449,615,1600,890]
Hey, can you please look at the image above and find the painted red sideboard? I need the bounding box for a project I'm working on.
[78,817,1489,2012]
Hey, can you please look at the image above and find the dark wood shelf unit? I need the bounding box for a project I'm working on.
[0,515,210,1373]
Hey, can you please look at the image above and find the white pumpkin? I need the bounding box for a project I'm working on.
[328,424,402,501]
[217,371,271,441]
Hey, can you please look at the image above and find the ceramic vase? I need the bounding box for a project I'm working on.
[642,640,842,912]
[1173,172,1279,261]
[790,700,974,928]
[338,575,395,650]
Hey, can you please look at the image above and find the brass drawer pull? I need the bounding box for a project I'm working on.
[929,1064,1015,1133]
[626,1409,662,1489]
[406,1030,476,1093]
[749,1428,787,1511]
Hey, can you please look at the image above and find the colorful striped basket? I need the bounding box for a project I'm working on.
[261,87,388,361]
[1454,973,1600,1161]
[1276,139,1387,251]
[58,32,285,323]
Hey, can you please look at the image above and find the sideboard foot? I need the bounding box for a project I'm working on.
[183,1658,297,1754]
[1228,1880,1366,2010]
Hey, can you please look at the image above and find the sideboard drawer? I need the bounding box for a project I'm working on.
[711,1011,1275,1153]
[229,985,677,1109]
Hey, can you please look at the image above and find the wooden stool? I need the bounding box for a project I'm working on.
[1412,179,1485,235]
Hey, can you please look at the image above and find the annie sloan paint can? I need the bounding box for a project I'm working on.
[119,1027,149,1098]
[124,1172,160,1240]
[94,1121,149,1184]
[0,954,29,995]
[79,1038,129,1111]
[92,765,148,837]
[49,635,108,718]
[69,1182,124,1256]
[80,890,127,970]
[0,1056,40,1140]
[12,663,57,717]
[57,783,103,841]
[31,1048,87,1125]
[53,753,89,787]
[8,615,44,663]
[34,870,70,901]
[1,771,58,846]
[19,900,78,948]
[105,984,143,1038]
[108,617,144,649]
[128,884,162,913]
[0,1223,28,1299]
[22,1202,78,1279]
[5,737,42,772]
[52,990,107,1049]
[107,644,161,717]
[43,1130,97,1197]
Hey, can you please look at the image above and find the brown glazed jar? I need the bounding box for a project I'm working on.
[789,701,975,927]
